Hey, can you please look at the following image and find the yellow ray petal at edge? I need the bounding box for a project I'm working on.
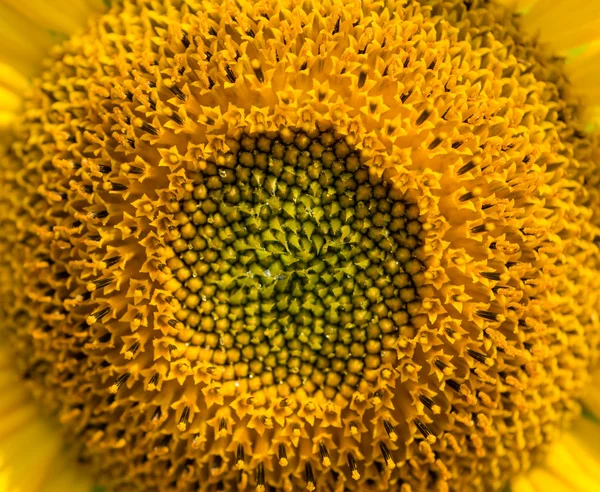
[496,0,600,121]
[0,349,94,492]
[0,3,108,489]
[0,0,106,117]
[513,370,600,492]
[1,1,600,491]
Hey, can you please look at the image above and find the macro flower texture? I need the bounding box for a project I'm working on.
[2,0,600,491]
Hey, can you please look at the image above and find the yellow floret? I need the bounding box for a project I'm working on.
[1,0,600,491]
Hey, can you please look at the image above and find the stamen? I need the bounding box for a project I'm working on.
[278,443,288,467]
[109,373,131,394]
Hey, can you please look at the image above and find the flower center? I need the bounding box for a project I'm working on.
[2,0,600,491]
[166,129,424,396]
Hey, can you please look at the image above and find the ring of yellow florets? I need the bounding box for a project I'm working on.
[163,128,425,397]
[4,0,600,490]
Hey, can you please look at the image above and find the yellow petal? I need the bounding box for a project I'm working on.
[0,350,93,492]
[568,41,600,107]
[0,63,29,97]
[513,370,600,492]
[0,0,106,116]
[520,0,600,51]
[495,0,539,13]
[1,0,105,35]
[0,5,58,76]
[496,0,600,124]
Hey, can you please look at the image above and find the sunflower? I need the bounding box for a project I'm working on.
[1,0,600,490]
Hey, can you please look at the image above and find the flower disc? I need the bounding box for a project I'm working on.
[164,129,426,399]
[1,0,600,491]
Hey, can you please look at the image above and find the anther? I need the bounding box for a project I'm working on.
[380,442,395,469]
[446,381,477,405]
[236,443,245,470]
[319,442,331,467]
[255,462,265,492]
[90,210,109,220]
[168,84,187,101]
[250,59,264,84]
[225,65,236,83]
[332,17,341,35]
[218,418,227,437]
[470,224,488,233]
[428,136,443,149]
[125,341,140,360]
[124,165,144,175]
[181,32,190,48]
[86,306,111,325]
[416,109,431,125]
[447,379,462,393]
[171,113,183,125]
[86,278,112,292]
[476,310,499,322]
[467,349,490,365]
[140,121,158,136]
[481,271,501,281]
[109,373,131,394]
[419,395,441,414]
[108,182,128,191]
[383,419,398,441]
[278,443,288,466]
[178,406,190,431]
[414,418,436,443]
[347,453,360,480]
[103,256,122,268]
[147,373,159,390]
[434,359,452,375]
[305,462,316,491]
[457,161,476,175]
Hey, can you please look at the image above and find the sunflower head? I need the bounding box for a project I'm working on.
[1,0,600,491]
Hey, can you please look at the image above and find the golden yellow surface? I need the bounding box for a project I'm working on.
[1,0,600,491]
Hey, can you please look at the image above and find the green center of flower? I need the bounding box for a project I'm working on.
[166,129,424,396]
